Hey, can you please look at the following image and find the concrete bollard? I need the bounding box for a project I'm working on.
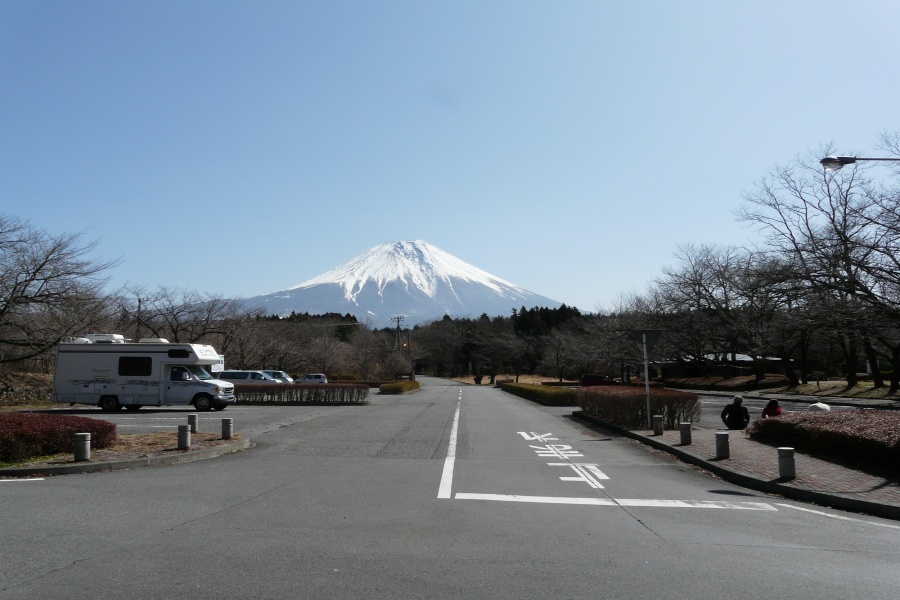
[178,424,191,450]
[188,413,199,434]
[222,418,233,440]
[715,431,730,459]
[74,432,91,462]
[778,447,796,479]
[652,415,664,435]
[680,422,692,445]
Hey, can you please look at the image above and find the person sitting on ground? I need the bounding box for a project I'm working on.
[721,395,751,430]
[761,399,782,418]
[808,400,831,411]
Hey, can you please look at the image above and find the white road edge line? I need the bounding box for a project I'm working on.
[776,503,900,529]
[455,493,777,510]
[438,400,461,499]
[1,478,44,482]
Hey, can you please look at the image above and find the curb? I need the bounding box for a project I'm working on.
[0,438,252,478]
[570,411,900,521]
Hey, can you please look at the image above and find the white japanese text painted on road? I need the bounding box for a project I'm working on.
[519,432,609,489]
[548,462,609,489]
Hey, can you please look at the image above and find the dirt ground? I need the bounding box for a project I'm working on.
[1,431,244,471]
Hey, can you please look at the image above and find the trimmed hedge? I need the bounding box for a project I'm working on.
[746,410,900,464]
[500,383,578,406]
[667,374,789,392]
[234,383,369,405]
[577,386,701,429]
[0,413,117,462]
[379,381,421,394]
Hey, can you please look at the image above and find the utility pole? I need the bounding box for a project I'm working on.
[135,297,142,342]
[391,316,405,353]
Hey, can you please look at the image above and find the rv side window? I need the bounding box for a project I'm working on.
[119,356,152,376]
[168,349,190,359]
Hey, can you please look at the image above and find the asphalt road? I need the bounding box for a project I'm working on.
[2,377,898,599]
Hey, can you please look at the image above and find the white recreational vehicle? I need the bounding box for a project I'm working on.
[53,334,236,411]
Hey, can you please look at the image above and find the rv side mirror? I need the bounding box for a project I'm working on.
[182,372,191,381]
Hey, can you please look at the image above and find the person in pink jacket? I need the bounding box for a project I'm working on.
[761,399,782,418]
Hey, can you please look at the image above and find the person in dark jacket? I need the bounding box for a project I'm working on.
[721,395,751,429]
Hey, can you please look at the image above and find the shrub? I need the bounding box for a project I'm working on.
[500,383,577,406]
[330,373,363,382]
[0,372,54,407]
[0,413,117,462]
[233,383,369,405]
[746,410,900,464]
[577,386,700,429]
[379,381,421,394]
[667,374,788,392]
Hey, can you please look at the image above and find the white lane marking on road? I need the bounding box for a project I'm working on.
[616,499,777,510]
[456,493,777,510]
[776,503,900,529]
[438,400,461,499]
[1,478,44,482]
[457,493,616,505]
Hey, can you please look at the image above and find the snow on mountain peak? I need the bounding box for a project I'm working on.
[289,240,525,302]
[243,240,561,324]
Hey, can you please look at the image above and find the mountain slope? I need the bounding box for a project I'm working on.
[242,240,562,325]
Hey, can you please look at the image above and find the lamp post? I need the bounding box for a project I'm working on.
[629,329,662,429]
[820,155,900,171]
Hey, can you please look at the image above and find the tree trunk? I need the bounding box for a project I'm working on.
[781,353,799,386]
[835,331,859,387]
[862,337,885,388]
[799,330,810,385]
[889,346,900,395]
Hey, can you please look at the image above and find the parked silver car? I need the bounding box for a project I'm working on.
[298,373,328,384]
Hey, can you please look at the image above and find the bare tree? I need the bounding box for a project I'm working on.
[739,149,888,386]
[0,215,117,366]
[119,286,245,344]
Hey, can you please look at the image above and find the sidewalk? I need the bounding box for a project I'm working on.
[572,412,900,521]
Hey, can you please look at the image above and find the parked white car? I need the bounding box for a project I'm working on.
[298,373,328,384]
[262,370,294,383]
[218,370,281,384]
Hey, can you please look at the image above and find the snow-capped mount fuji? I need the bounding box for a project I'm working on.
[241,240,562,325]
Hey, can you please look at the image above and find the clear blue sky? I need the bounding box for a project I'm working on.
[3,1,898,313]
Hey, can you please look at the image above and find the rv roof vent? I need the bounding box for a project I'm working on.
[138,338,170,343]
[64,337,93,344]
[84,333,126,344]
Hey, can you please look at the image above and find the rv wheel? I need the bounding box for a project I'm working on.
[193,395,213,411]
[99,396,121,412]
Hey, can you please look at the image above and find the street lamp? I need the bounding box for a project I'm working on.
[820,155,900,171]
